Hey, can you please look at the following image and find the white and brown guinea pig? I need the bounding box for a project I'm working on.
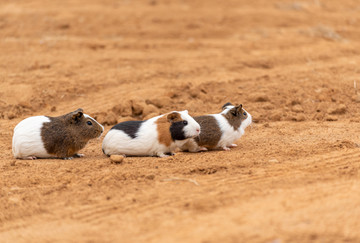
[102,110,201,157]
[181,102,252,152]
[12,108,104,160]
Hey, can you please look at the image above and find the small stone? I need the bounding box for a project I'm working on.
[263,123,270,128]
[18,101,32,109]
[290,99,301,105]
[93,112,108,125]
[145,175,155,180]
[111,104,123,114]
[131,101,144,116]
[295,113,306,122]
[262,103,274,110]
[316,103,327,113]
[291,104,304,113]
[327,104,347,115]
[142,104,158,117]
[269,111,282,121]
[6,111,16,120]
[325,115,338,121]
[316,94,327,102]
[146,97,172,108]
[351,95,360,103]
[111,101,133,117]
[110,155,124,164]
[333,140,357,149]
[250,111,260,123]
[189,88,199,98]
[98,112,118,125]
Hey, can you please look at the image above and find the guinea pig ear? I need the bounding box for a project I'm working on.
[167,112,181,123]
[71,108,84,123]
[230,107,238,116]
[222,102,232,110]
[230,104,242,116]
[236,104,243,113]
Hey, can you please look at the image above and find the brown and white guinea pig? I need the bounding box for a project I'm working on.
[181,102,252,152]
[12,108,104,160]
[102,110,201,157]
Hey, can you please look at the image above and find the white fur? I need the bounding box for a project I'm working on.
[215,111,251,149]
[84,114,104,135]
[12,116,52,159]
[182,105,252,152]
[102,110,200,157]
[180,110,201,139]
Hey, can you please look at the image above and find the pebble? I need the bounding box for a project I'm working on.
[327,104,347,115]
[110,155,125,164]
[291,104,304,113]
[142,104,158,117]
[351,94,360,103]
[146,97,172,108]
[269,111,282,121]
[131,101,144,116]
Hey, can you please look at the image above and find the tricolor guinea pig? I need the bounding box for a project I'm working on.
[102,110,201,157]
[12,108,104,160]
[181,102,252,152]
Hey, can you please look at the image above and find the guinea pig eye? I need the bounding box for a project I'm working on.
[183,120,188,125]
[87,121,92,126]
[243,112,247,116]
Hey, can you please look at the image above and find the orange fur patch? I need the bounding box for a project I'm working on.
[156,112,182,147]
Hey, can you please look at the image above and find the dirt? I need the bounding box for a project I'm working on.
[1,0,360,242]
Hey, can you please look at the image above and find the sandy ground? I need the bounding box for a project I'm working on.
[1,0,360,242]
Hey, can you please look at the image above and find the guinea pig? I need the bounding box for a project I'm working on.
[181,102,252,152]
[102,110,201,157]
[12,108,104,160]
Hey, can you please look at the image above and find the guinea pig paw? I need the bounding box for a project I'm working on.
[157,153,169,158]
[25,156,37,160]
[222,146,231,151]
[63,157,74,160]
[199,147,208,152]
[73,153,85,158]
[229,144,238,148]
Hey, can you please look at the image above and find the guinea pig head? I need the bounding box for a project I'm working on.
[67,108,104,140]
[221,103,252,130]
[168,110,200,141]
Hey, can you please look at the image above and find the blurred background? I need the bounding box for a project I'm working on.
[1,0,359,123]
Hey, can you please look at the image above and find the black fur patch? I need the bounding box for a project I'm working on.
[170,121,187,141]
[222,102,233,109]
[111,120,144,138]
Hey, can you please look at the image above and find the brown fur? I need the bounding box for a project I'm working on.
[41,109,103,158]
[222,105,247,130]
[194,116,221,148]
[156,112,182,147]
